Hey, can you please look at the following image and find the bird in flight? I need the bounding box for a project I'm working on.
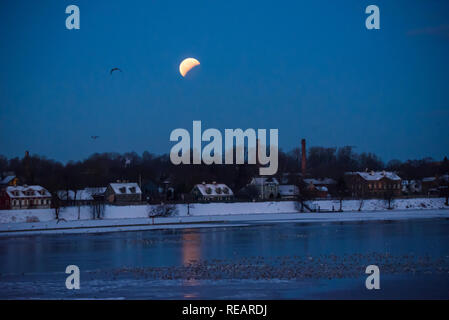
[110,67,122,75]
[91,136,99,140]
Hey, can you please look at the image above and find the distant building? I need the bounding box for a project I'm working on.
[401,180,422,194]
[0,172,19,189]
[105,182,142,204]
[305,184,329,198]
[141,180,160,201]
[191,182,234,202]
[278,185,299,199]
[344,171,402,197]
[248,177,280,200]
[303,178,337,195]
[421,174,449,196]
[0,185,51,210]
[58,187,106,205]
[421,177,438,195]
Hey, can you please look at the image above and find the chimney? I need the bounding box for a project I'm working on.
[301,139,306,176]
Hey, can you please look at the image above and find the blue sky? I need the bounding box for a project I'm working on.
[0,0,448,162]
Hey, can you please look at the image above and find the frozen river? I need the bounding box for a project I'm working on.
[1,211,449,299]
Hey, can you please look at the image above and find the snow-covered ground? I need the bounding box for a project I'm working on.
[1,197,447,224]
[0,198,447,236]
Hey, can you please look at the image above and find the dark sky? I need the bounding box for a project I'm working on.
[0,0,448,162]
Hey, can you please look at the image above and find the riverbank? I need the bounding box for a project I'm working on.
[0,208,448,237]
[1,197,447,223]
[0,198,447,237]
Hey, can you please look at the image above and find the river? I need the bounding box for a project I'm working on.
[1,212,449,299]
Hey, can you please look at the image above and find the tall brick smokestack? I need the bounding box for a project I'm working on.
[301,139,306,176]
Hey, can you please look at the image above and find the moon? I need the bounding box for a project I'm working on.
[179,58,200,77]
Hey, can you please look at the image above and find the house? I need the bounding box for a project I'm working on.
[421,177,438,195]
[304,183,329,198]
[401,180,422,194]
[344,171,402,197]
[58,187,106,206]
[0,185,51,210]
[303,178,337,195]
[105,182,142,204]
[422,174,449,196]
[141,180,160,201]
[0,172,19,189]
[248,177,280,200]
[191,182,234,202]
[278,185,299,199]
[142,178,175,202]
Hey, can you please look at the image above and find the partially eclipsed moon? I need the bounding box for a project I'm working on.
[179,58,200,77]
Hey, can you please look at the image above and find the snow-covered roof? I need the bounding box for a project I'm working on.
[57,190,75,200]
[58,187,106,201]
[316,186,328,192]
[303,178,336,185]
[6,185,51,198]
[109,183,142,195]
[422,177,436,182]
[347,171,401,181]
[0,176,16,184]
[83,187,106,198]
[194,183,233,197]
[279,185,299,196]
[402,180,420,185]
[250,177,279,185]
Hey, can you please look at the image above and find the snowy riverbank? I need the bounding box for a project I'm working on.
[0,198,447,236]
[0,197,447,224]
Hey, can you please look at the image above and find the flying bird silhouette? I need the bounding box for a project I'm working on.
[110,67,122,75]
[91,136,99,140]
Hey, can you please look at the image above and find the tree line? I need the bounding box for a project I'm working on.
[1,146,448,199]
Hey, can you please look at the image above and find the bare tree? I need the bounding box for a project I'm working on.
[383,190,395,210]
[50,191,63,220]
[90,192,105,219]
[334,177,347,212]
[358,197,365,212]
[186,202,194,216]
